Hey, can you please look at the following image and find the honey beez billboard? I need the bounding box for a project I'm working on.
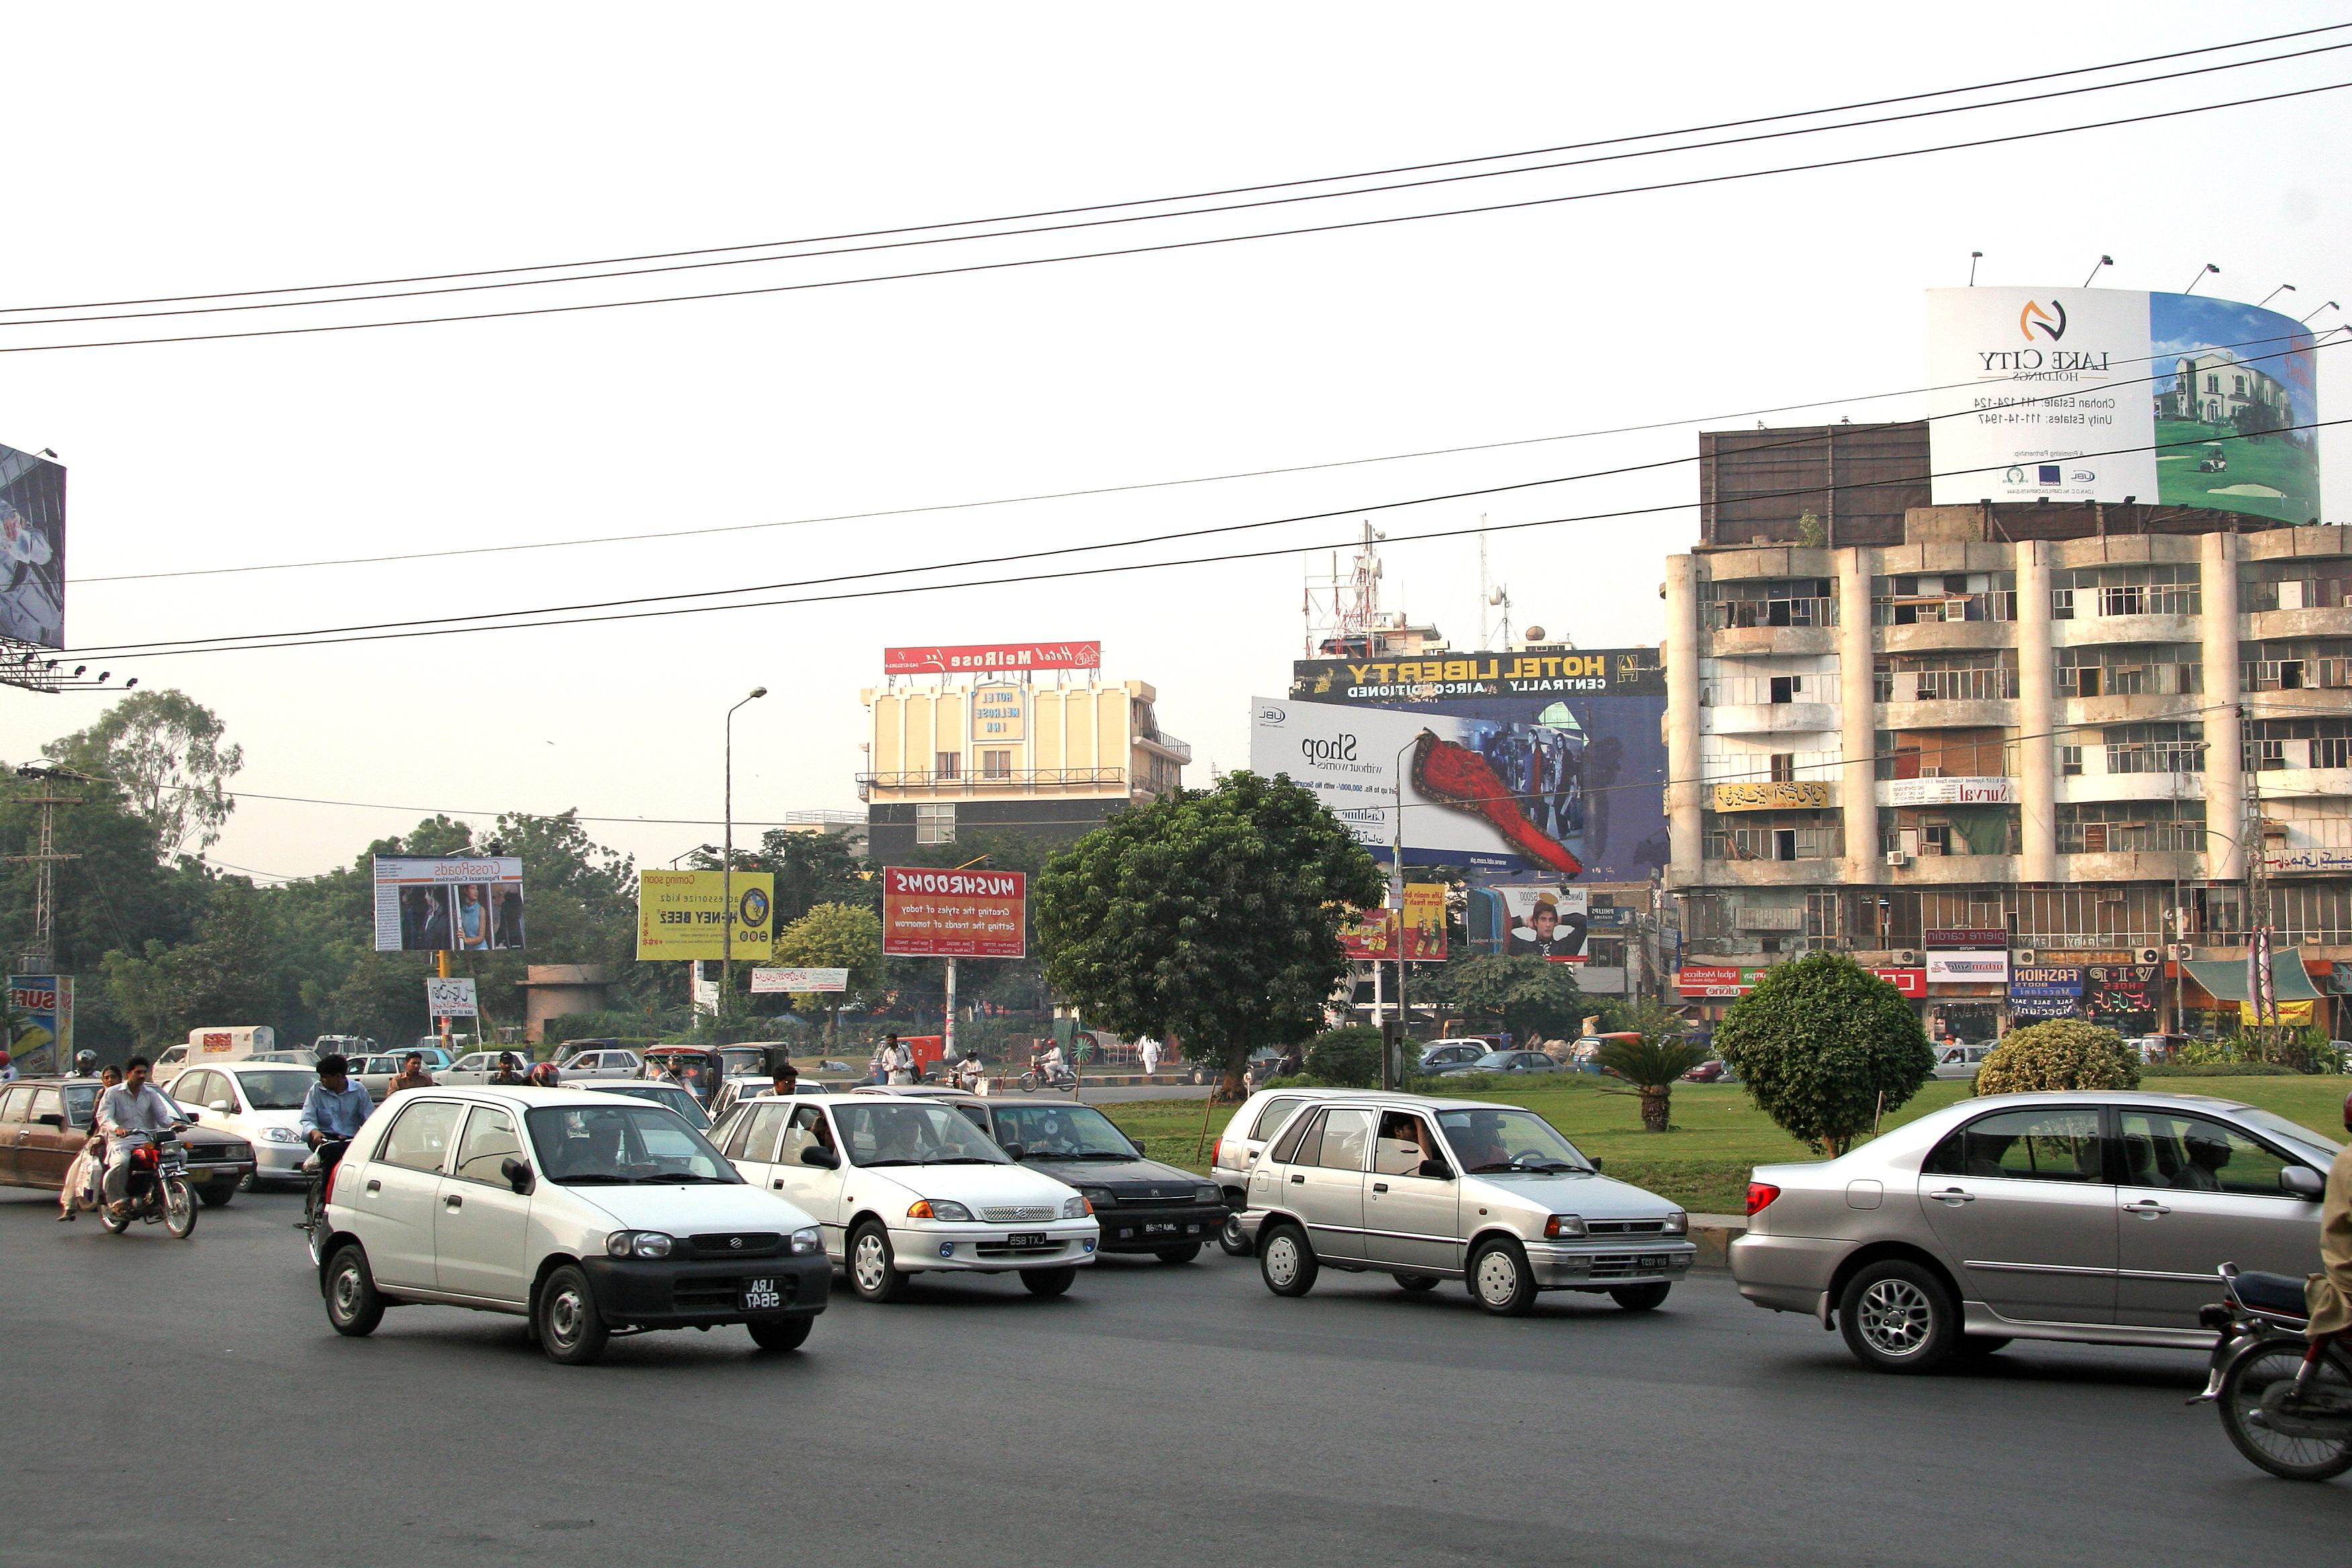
[1269,648,1667,880]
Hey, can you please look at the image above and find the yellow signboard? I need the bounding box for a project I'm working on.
[2238,999,2317,1027]
[1710,780,1832,812]
[636,871,776,961]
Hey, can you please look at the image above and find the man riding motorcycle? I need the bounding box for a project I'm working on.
[98,1057,189,1218]
[298,1054,374,1169]
[2304,1090,2352,1338]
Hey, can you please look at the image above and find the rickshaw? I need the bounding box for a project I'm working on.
[638,1044,727,1103]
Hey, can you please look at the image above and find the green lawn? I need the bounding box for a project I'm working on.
[1096,1075,2348,1217]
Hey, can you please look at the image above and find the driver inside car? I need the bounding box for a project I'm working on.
[1376,1112,1430,1175]
[1449,1112,1512,1173]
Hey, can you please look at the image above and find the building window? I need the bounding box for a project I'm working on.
[2104,722,2206,774]
[2059,745,2083,776]
[916,803,956,845]
[980,749,1014,780]
[934,751,961,780]
[2056,801,2204,854]
[1769,753,1796,782]
[2051,587,2074,621]
[1769,675,1802,704]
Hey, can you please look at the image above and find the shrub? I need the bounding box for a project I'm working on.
[1973,1018,2141,1095]
[1714,953,1933,1156]
[2139,1061,2296,1078]
[1303,1026,1384,1088]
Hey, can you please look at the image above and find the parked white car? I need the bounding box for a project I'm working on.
[715,1092,1098,1302]
[166,1063,322,1186]
[1211,1087,1393,1251]
[313,1085,830,1363]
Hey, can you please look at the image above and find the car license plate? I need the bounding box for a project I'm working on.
[1639,1255,1667,1269]
[1142,1222,1179,1235]
[1005,1232,1048,1248]
[739,1277,783,1311]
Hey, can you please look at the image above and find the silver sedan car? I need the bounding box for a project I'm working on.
[1731,1090,2338,1373]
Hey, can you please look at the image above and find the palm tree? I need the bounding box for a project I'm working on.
[1596,1003,1712,1132]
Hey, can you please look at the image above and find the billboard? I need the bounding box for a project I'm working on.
[1679,963,1922,999]
[2008,965,2084,1021]
[5,974,72,1074]
[373,856,525,952]
[1259,647,1667,879]
[1924,928,2010,985]
[1339,885,1449,963]
[881,866,1027,958]
[424,977,479,1018]
[885,640,1100,675]
[636,871,775,961]
[752,967,847,993]
[0,442,65,648]
[1492,884,1590,963]
[1927,287,2320,524]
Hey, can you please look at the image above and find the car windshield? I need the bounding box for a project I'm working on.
[991,1104,1136,1160]
[832,1101,1008,1167]
[589,1082,712,1130]
[1473,1053,1513,1069]
[720,1048,770,1075]
[1436,1108,1596,1174]
[524,1104,741,1185]
[235,1070,319,1111]
[2235,1106,2345,1158]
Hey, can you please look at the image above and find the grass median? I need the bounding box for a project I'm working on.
[1095,1075,2351,1216]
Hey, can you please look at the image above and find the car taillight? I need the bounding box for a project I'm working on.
[1745,1181,1781,1216]
[324,1159,340,1208]
[1212,1139,1226,1169]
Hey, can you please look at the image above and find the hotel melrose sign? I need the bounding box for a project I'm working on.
[1926,287,2320,524]
[635,870,775,961]
[883,640,1101,676]
[881,867,1027,958]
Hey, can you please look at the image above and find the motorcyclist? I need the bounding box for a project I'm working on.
[297,1054,374,1151]
[1030,1041,1067,1081]
[98,1055,189,1218]
[528,1061,562,1088]
[2305,1089,2352,1339]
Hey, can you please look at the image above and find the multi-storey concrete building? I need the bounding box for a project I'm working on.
[1667,421,2348,1041]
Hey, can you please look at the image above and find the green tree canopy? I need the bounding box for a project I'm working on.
[1974,1018,2141,1094]
[44,688,244,859]
[1034,772,1382,1093]
[1714,953,1934,1156]
[773,901,885,1041]
[1439,954,1589,1044]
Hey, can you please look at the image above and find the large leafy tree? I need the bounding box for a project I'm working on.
[1034,772,1382,1096]
[99,875,273,1046]
[771,902,885,1042]
[1714,953,1934,1156]
[44,689,244,859]
[1439,954,1591,1044]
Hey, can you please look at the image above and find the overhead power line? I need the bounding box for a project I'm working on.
[4,77,2345,356]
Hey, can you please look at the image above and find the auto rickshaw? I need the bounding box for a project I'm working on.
[638,1044,727,1102]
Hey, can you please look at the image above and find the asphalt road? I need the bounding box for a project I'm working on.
[6,1185,2344,1567]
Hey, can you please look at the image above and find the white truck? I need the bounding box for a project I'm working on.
[152,1025,278,1087]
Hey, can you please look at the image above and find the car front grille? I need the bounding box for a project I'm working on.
[685,1232,781,1258]
[1114,1189,1202,1206]
[1586,1253,1674,1279]
[188,1146,242,1162]
[979,1206,1055,1223]
[1586,1219,1669,1236]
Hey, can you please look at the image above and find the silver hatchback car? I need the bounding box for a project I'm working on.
[1238,1093,1695,1315]
[1732,1090,2339,1373]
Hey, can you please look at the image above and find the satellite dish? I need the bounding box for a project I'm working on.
[1524,625,1547,642]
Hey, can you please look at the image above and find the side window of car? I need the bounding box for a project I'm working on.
[171,1072,206,1109]
[2117,1111,2296,1197]
[742,1101,791,1163]
[378,1101,463,1173]
[1375,1114,1439,1177]
[28,1087,62,1124]
[0,1085,31,1122]
[1317,1108,1375,1171]
[1924,1108,2104,1183]
[451,1106,524,1184]
[1251,1096,1303,1141]
[1271,1108,1324,1167]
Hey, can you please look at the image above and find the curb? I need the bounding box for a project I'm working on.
[1687,1213,1749,1270]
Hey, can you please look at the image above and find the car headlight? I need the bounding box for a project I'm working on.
[906,1199,973,1222]
[1662,1211,1688,1235]
[605,1230,674,1259]
[1544,1214,1586,1238]
[1077,1185,1114,1208]
[1193,1184,1221,1204]
[1061,1195,1093,1218]
[264,1126,301,1144]
[789,1226,822,1255]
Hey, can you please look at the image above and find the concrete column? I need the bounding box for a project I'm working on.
[2202,530,2244,881]
[1836,546,1879,885]
[1665,554,1704,889]
[2015,539,2057,881]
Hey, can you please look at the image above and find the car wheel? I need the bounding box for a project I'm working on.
[238,1172,256,1192]
[1609,1282,1671,1312]
[1392,1272,1441,1292]
[1022,1267,1078,1297]
[1217,1214,1252,1257]
[748,1316,814,1353]
[324,1244,385,1337]
[537,1263,611,1365]
[1838,1259,1959,1374]
[1258,1222,1318,1297]
[1155,1244,1202,1265]
[197,1183,235,1208]
[848,1220,908,1303]
[1468,1236,1537,1316]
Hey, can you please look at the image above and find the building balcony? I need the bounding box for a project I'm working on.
[2058,693,2202,726]
[1710,624,1835,658]
[1876,621,2016,656]
[2246,606,2352,643]
[1883,852,2021,885]
[858,767,1127,801]
[2055,773,2208,805]
[1879,698,2016,730]
[1685,858,1843,887]
[1702,701,1840,737]
[2058,849,2208,883]
[2049,612,2205,649]
[2241,687,2352,718]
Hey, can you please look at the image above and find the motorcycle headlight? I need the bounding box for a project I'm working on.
[1544,1214,1586,1238]
[264,1126,301,1144]
[789,1226,822,1255]
[1061,1195,1093,1219]
[907,1199,973,1222]
[1193,1185,1221,1204]
[605,1230,673,1259]
[1662,1211,1688,1235]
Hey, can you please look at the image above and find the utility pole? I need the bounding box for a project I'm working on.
[6,765,82,974]
[2244,767,2275,1060]
[723,687,769,1026]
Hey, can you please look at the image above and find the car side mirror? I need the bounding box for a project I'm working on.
[36,1112,63,1128]
[800,1145,840,1169]
[209,1099,232,1113]
[999,1142,1024,1162]
[1589,1157,1605,1171]
[2282,1165,2326,1199]
[501,1157,534,1194]
[1417,1159,1452,1181]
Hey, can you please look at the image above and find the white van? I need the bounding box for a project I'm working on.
[153,1025,278,1086]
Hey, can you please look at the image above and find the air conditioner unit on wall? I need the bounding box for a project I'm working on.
[2168,943,2194,961]
[2015,948,2037,965]
[2137,947,2162,965]
[1885,850,1909,867]
[1896,950,1919,967]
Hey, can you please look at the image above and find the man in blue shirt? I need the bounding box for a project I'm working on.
[298,1055,375,1148]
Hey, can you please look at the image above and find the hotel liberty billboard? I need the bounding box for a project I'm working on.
[1927,287,2319,525]
[1255,647,1668,881]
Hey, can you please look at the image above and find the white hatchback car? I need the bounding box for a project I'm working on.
[313,1086,831,1363]
[714,1091,1099,1302]
[166,1063,322,1186]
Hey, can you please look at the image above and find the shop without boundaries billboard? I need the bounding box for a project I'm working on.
[0,442,65,648]
[1255,647,1668,879]
[1927,287,2320,524]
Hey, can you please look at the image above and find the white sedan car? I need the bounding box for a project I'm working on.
[314,1085,830,1363]
[166,1063,322,1186]
[714,1092,1098,1302]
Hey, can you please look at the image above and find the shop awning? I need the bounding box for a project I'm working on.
[2182,950,2324,1002]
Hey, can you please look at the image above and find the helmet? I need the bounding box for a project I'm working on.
[73,1050,97,1075]
[529,1062,560,1087]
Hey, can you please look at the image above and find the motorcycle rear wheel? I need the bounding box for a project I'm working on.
[101,1203,130,1235]
[161,1176,197,1238]
[2218,1340,2352,1481]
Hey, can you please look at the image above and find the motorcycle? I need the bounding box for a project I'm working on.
[297,1138,351,1267]
[1018,1063,1077,1093]
[2193,1261,2352,1481]
[101,1130,197,1239]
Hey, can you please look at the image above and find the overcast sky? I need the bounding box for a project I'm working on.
[1,1,2346,883]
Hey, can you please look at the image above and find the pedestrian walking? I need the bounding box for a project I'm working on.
[1139,1038,1162,1077]
[387,1051,436,1092]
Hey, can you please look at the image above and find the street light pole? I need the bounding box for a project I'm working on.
[724,687,768,1022]
[1388,738,1414,1090]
